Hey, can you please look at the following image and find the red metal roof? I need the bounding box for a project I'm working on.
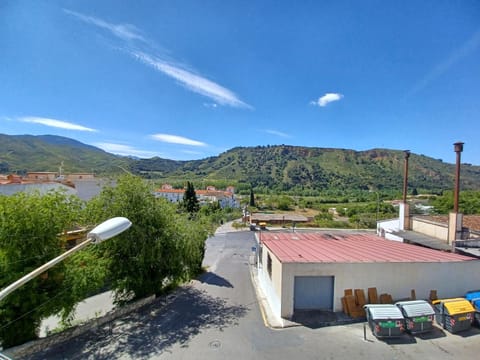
[260,232,476,263]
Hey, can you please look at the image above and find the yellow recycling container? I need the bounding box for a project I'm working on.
[432,298,474,333]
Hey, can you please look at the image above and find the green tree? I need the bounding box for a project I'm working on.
[0,190,82,347]
[59,246,110,326]
[343,201,397,228]
[181,181,200,215]
[249,188,255,207]
[432,190,480,214]
[85,175,208,304]
[277,195,293,211]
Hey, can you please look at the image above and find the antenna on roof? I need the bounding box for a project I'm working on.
[57,161,65,181]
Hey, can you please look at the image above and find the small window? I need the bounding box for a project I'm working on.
[267,253,272,279]
[258,245,263,265]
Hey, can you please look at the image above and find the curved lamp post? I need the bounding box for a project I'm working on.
[0,217,132,302]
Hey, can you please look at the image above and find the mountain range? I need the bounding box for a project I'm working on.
[1,134,479,194]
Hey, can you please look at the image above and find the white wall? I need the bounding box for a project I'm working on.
[257,262,282,318]
[73,179,113,201]
[377,219,403,241]
[257,244,284,319]
[279,260,480,319]
[0,183,77,197]
[412,218,449,241]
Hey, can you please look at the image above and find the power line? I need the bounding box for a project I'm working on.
[0,288,69,332]
[0,251,62,267]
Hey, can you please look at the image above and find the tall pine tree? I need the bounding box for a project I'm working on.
[183,181,200,215]
[249,188,255,207]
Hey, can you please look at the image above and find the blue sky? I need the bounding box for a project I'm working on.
[1,1,479,164]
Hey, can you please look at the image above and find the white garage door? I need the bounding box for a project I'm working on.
[294,276,334,310]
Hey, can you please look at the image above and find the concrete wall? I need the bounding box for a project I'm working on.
[278,260,480,319]
[260,245,283,301]
[72,179,114,201]
[448,212,463,243]
[257,261,282,318]
[0,183,77,197]
[258,245,283,318]
[412,218,448,241]
[377,219,403,241]
[26,172,57,181]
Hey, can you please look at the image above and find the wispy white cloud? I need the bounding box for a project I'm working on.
[132,51,252,109]
[151,133,207,147]
[265,129,291,138]
[64,9,251,109]
[311,93,344,107]
[94,142,160,158]
[408,28,480,96]
[64,9,147,43]
[203,102,219,108]
[18,116,97,132]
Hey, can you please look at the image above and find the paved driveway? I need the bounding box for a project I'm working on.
[21,230,480,359]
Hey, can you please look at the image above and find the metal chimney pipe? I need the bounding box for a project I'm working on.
[453,142,464,213]
[402,150,411,204]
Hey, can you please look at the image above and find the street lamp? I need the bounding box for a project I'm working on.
[0,217,132,302]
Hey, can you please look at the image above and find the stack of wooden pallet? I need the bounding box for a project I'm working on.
[379,293,394,304]
[342,287,421,317]
[341,289,366,318]
[368,287,378,303]
[368,286,394,304]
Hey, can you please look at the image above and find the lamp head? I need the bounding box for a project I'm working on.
[88,217,132,244]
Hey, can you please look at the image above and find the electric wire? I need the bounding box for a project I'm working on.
[0,288,70,332]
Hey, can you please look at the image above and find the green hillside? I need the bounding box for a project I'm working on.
[1,134,480,194]
[133,145,480,194]
[0,134,130,174]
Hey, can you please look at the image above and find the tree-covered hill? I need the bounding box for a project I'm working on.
[1,134,480,194]
[135,145,480,194]
[0,134,131,174]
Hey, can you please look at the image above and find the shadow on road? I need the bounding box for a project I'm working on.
[25,286,249,360]
[414,326,447,340]
[291,310,364,329]
[451,326,480,338]
[198,272,234,288]
[291,310,337,329]
[382,335,417,345]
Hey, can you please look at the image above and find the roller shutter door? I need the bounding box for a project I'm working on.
[294,276,334,310]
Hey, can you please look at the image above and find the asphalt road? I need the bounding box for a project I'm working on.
[23,229,480,360]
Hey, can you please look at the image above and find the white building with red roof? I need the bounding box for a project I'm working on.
[0,172,106,200]
[154,184,239,208]
[255,231,480,320]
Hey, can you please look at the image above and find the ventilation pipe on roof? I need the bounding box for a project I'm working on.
[448,142,464,246]
[402,150,410,204]
[453,142,464,213]
[400,150,411,230]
